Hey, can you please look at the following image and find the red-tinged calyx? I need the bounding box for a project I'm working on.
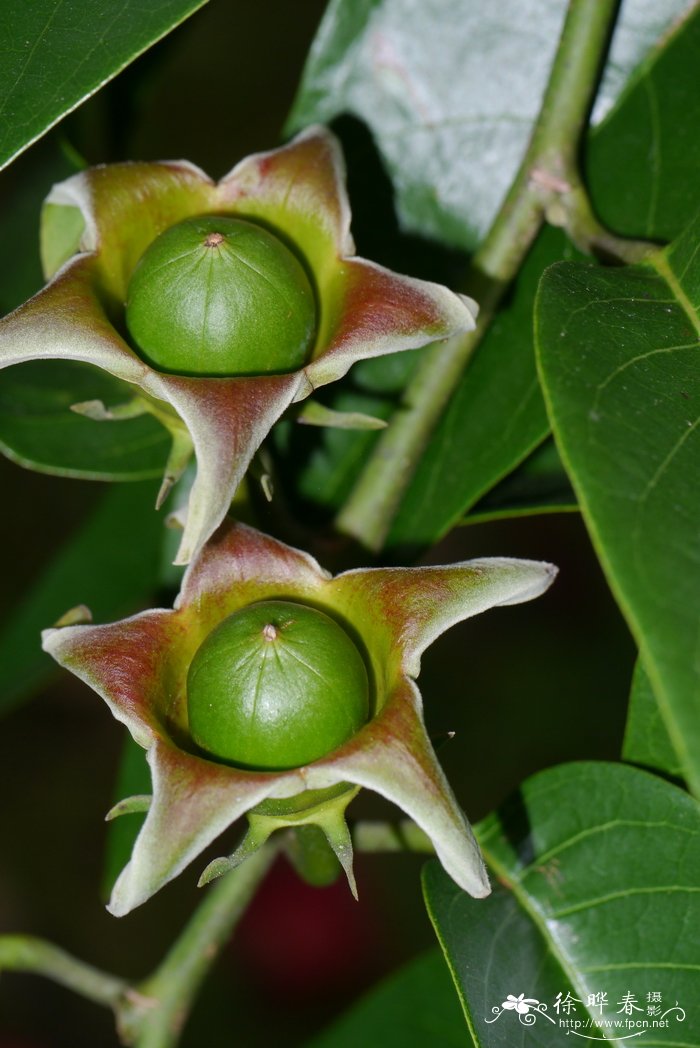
[186,600,370,769]
[0,130,478,567]
[40,522,557,914]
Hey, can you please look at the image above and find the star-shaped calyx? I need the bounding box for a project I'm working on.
[43,521,556,916]
[0,127,476,564]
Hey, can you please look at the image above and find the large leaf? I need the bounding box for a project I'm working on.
[386,229,566,552]
[587,3,700,242]
[464,438,577,526]
[0,142,173,481]
[623,661,684,780]
[274,230,563,535]
[287,0,699,554]
[536,215,700,795]
[0,479,164,713]
[393,4,700,548]
[0,361,170,480]
[424,762,700,1047]
[311,949,473,1048]
[0,0,208,172]
[288,0,690,252]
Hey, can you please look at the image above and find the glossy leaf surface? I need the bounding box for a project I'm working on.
[387,3,700,550]
[464,439,577,526]
[287,1,698,552]
[623,660,684,781]
[289,0,689,251]
[311,949,473,1047]
[424,762,700,1046]
[0,480,163,714]
[536,218,700,794]
[387,229,566,551]
[587,3,700,242]
[0,361,170,480]
[0,0,208,172]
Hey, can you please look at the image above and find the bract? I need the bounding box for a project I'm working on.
[43,521,557,916]
[0,128,477,564]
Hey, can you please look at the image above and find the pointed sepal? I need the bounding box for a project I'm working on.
[297,400,388,431]
[106,795,152,820]
[323,678,489,897]
[201,785,360,895]
[331,557,558,677]
[43,520,556,914]
[1,128,476,563]
[107,738,299,916]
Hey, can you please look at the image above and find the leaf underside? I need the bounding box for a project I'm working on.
[283,4,700,550]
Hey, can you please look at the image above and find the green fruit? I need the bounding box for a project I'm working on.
[187,600,369,769]
[125,216,316,376]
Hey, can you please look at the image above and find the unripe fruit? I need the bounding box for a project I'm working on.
[187,600,369,769]
[125,216,316,376]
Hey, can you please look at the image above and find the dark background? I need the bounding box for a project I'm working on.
[0,2,634,1044]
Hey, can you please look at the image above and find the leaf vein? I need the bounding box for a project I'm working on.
[549,885,700,919]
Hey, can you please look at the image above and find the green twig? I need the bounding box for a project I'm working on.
[335,0,635,553]
[119,841,278,1048]
[0,935,127,1010]
[0,841,277,1048]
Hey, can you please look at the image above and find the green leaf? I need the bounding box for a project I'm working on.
[272,349,424,519]
[289,1,698,553]
[274,391,393,514]
[310,949,474,1047]
[464,438,577,526]
[386,228,568,552]
[289,0,689,252]
[386,4,700,549]
[424,762,700,1047]
[276,226,568,534]
[277,229,575,539]
[0,479,164,713]
[0,0,208,172]
[0,361,170,480]
[536,217,700,795]
[624,660,684,781]
[587,3,700,242]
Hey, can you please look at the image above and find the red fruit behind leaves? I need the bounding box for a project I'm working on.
[235,856,378,1002]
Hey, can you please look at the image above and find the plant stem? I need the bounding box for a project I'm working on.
[119,841,278,1048]
[335,0,623,553]
[1,844,278,1047]
[0,935,127,1010]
